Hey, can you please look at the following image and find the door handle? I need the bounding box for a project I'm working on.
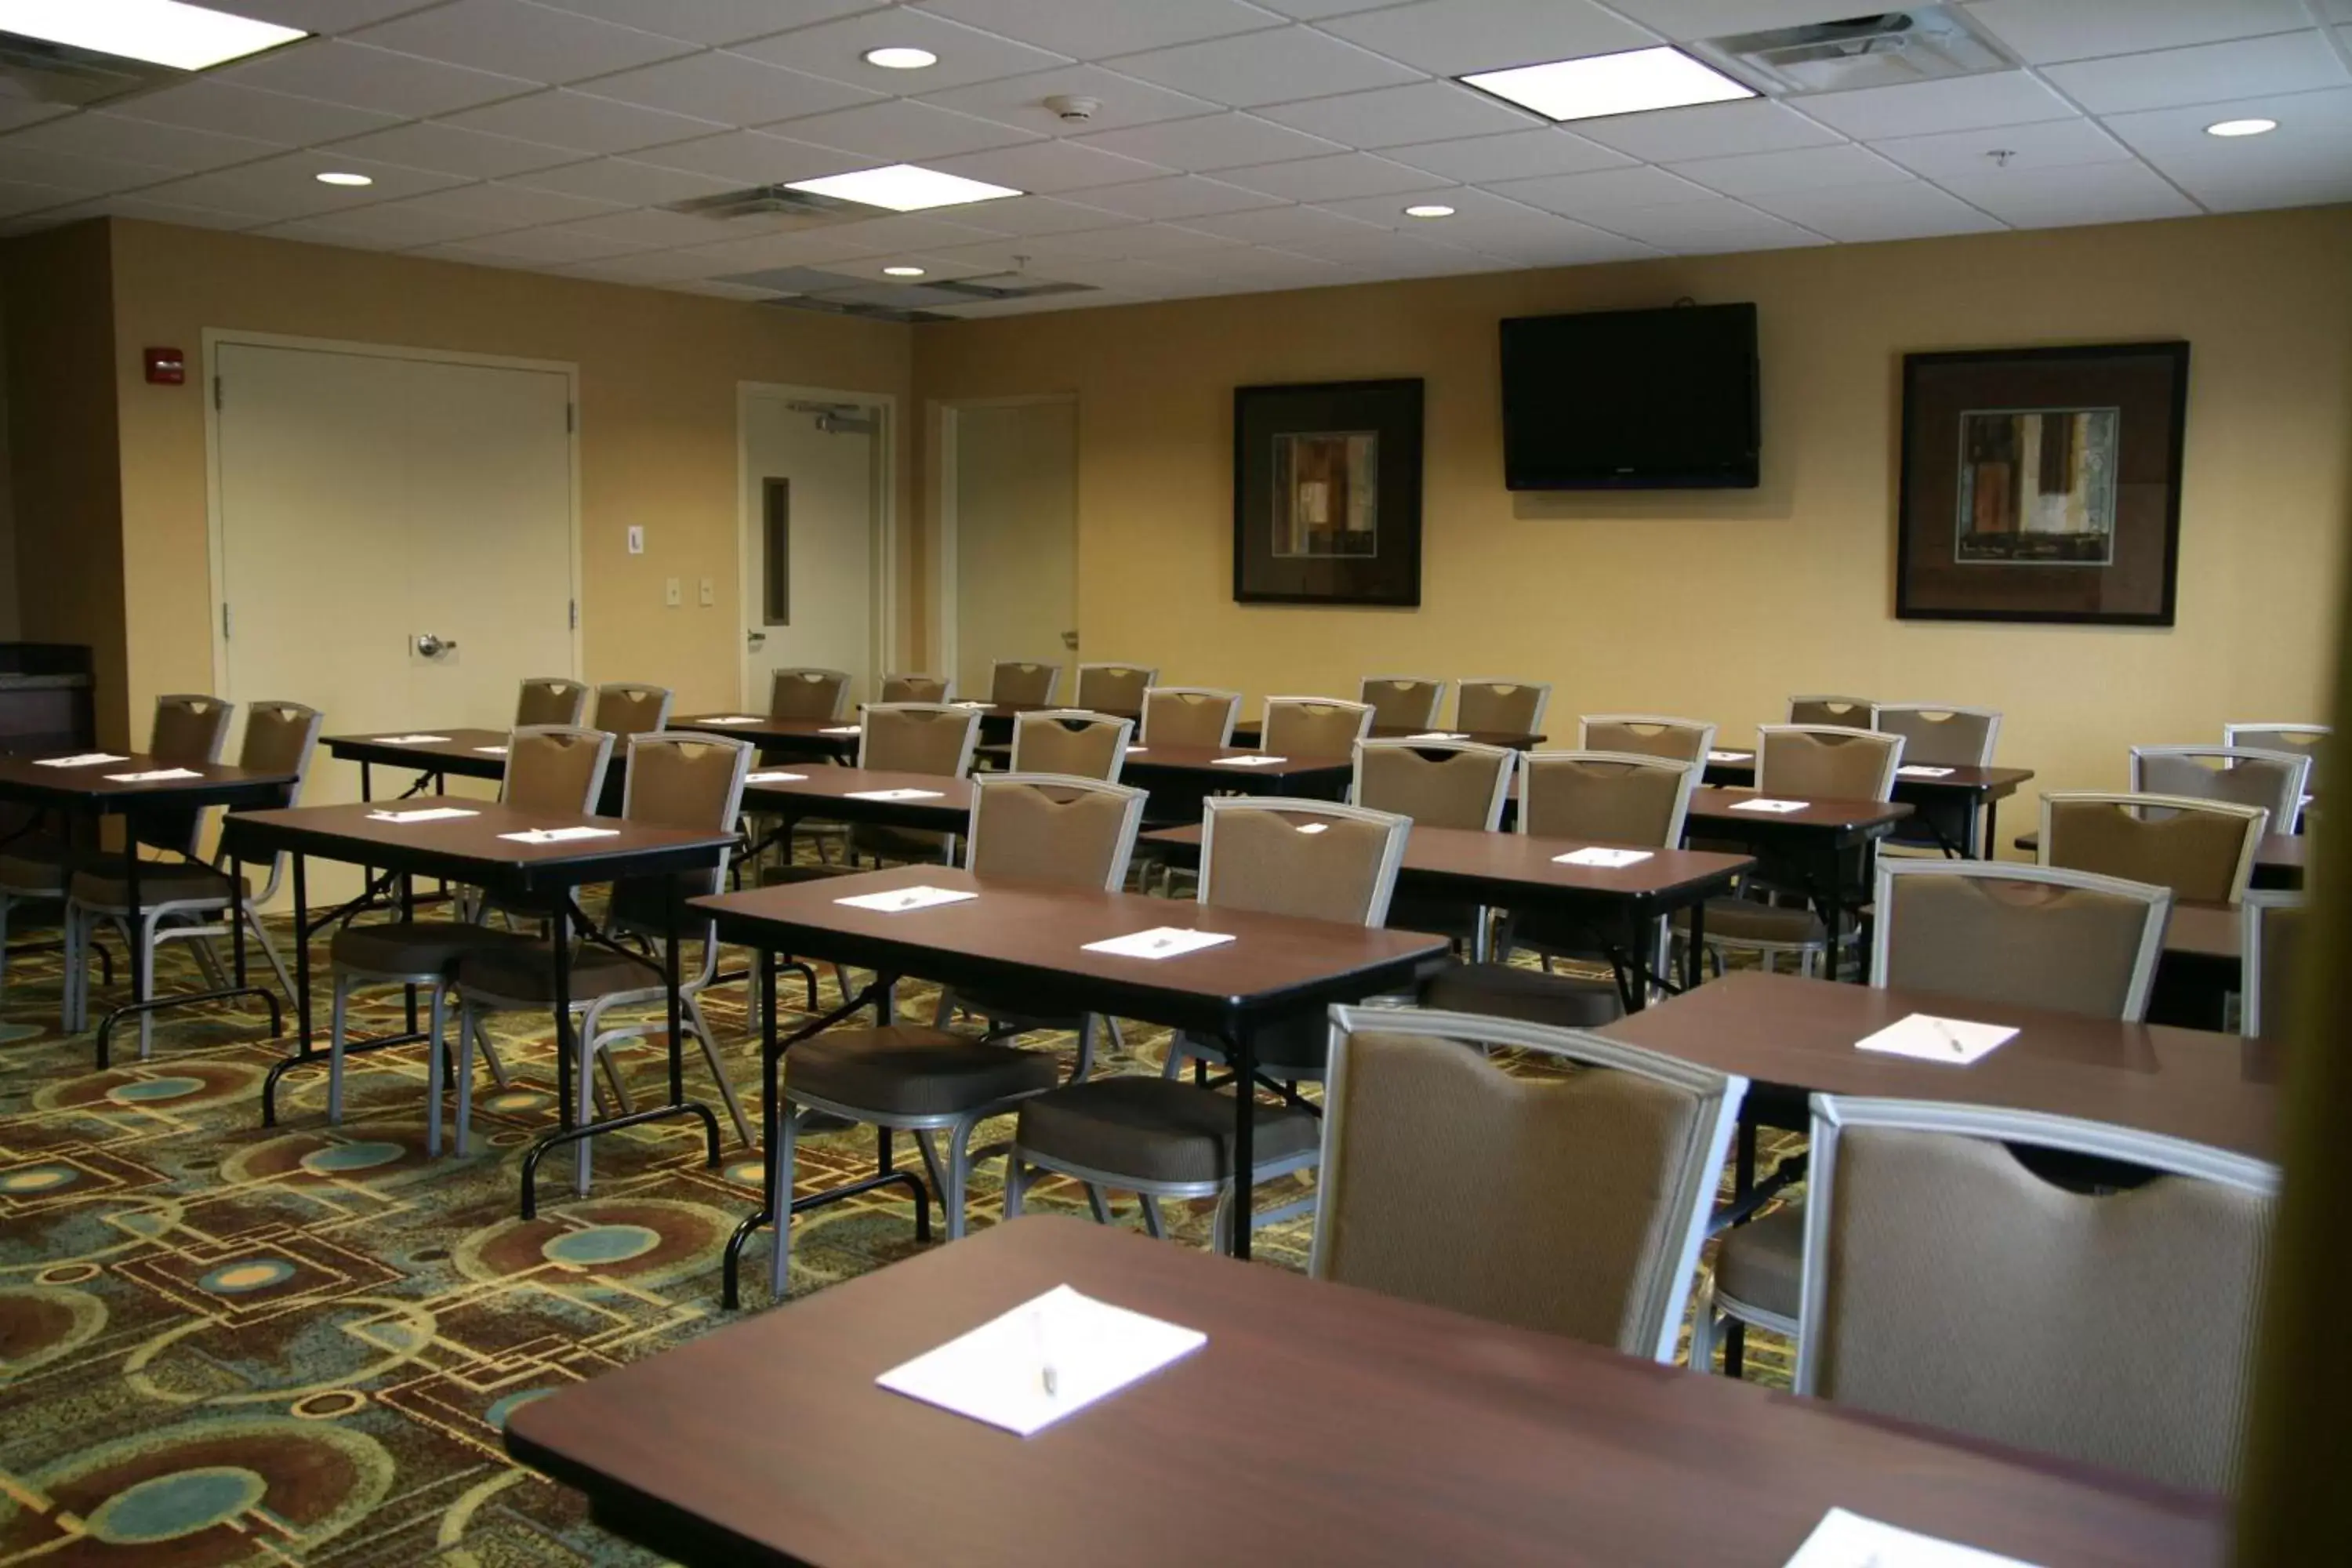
[415,633,456,658]
[746,630,768,648]
[1060,630,1079,650]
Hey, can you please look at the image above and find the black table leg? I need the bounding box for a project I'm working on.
[1724,1112,1758,1377]
[231,853,249,990]
[666,877,684,1108]
[1683,897,1706,993]
[1982,799,1999,861]
[1229,1020,1257,1261]
[401,871,419,1036]
[360,760,374,802]
[292,854,312,1043]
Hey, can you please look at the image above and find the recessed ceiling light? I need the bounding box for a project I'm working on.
[0,0,307,71]
[2205,118,2278,137]
[1403,204,1455,218]
[883,265,927,277]
[786,164,1022,213]
[315,171,372,187]
[1463,45,1754,123]
[862,46,938,70]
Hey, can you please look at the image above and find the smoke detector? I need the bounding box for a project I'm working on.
[1695,8,2012,96]
[1043,94,1099,122]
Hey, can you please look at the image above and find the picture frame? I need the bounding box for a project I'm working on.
[1233,378,1423,608]
[1895,341,2189,626]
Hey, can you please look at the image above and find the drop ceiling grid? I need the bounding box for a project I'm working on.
[0,0,2338,315]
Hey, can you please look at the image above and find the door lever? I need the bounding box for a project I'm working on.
[415,633,456,658]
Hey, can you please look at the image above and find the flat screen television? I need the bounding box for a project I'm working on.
[1499,302,1759,490]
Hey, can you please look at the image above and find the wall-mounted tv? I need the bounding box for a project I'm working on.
[1500,302,1759,490]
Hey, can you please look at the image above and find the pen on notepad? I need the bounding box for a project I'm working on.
[1930,1020,1967,1055]
[1032,1308,1057,1399]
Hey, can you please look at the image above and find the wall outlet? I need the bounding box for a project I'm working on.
[698,576,714,607]
[626,525,644,555]
[664,576,681,607]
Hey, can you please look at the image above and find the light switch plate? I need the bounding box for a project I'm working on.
[627,525,644,555]
[664,576,681,607]
[698,576,714,607]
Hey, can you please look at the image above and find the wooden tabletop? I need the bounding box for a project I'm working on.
[507,1214,2223,1568]
[324,728,514,772]
[1601,971,2277,1159]
[0,750,299,805]
[2016,828,2307,880]
[1229,721,1548,751]
[1704,756,2035,799]
[670,715,865,751]
[1118,743,1352,780]
[1685,786,1915,833]
[218,797,739,888]
[2164,901,2238,961]
[739,767,973,829]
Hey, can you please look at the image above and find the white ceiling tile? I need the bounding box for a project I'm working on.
[456,223,664,261]
[1311,183,1544,228]
[916,64,1223,136]
[1575,100,1843,161]
[556,249,740,281]
[406,241,555,269]
[142,151,472,218]
[735,9,1073,93]
[1019,255,1207,293]
[1600,1,1895,44]
[1669,143,1914,197]
[799,251,1010,282]
[2044,31,2349,115]
[796,212,1013,254]
[1742,180,2006,241]
[1487,164,1717,216]
[230,0,447,31]
[216,40,541,118]
[1174,203,1387,243]
[1869,118,2133,181]
[0,178,74,216]
[1257,81,1540,147]
[1929,161,2201,227]
[1584,198,1827,252]
[499,156,744,205]
[0,102,71,135]
[1797,71,2077,140]
[352,0,695,84]
[924,140,1172,193]
[674,227,898,270]
[1468,222,1661,267]
[1248,0,1403,16]
[0,114,285,173]
[580,52,880,126]
[668,278,782,298]
[909,0,1286,60]
[930,289,1149,317]
[1061,173,1287,219]
[916,192,1128,234]
[532,0,887,47]
[1019,222,1245,260]
[625,129,864,183]
[32,192,262,230]
[1102,27,1421,108]
[253,201,523,247]
[1377,126,1630,182]
[1319,0,1653,77]
[1966,0,2314,65]
[1211,151,1441,200]
[0,146,180,198]
[1076,113,1345,172]
[322,122,585,178]
[392,180,633,226]
[102,81,404,145]
[1269,227,1509,274]
[534,206,735,246]
[2099,85,2352,211]
[766,98,1041,158]
[441,89,731,154]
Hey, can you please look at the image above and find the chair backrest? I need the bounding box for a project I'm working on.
[2223,723,2325,793]
[620,733,753,898]
[2040,792,2269,905]
[1518,751,1697,847]
[989,659,1061,706]
[880,673,951,704]
[514,677,588,728]
[501,726,614,815]
[1359,675,1444,730]
[1316,1007,1747,1363]
[1788,694,1871,727]
[1261,695,1374,757]
[1576,713,1717,766]
[1008,710,1133,781]
[1871,703,1999,768]
[1351,739,1514,831]
[1455,677,1550,735]
[1074,662,1156,713]
[1872,859,2170,1022]
[151,693,235,765]
[237,701,325,809]
[1795,1095,2279,1495]
[1756,724,1903,800]
[965,774,1146,891]
[769,667,851,722]
[2241,890,2306,1041]
[858,702,981,777]
[1197,798,1410,927]
[593,682,673,736]
[2131,746,2310,831]
[1138,686,1239,748]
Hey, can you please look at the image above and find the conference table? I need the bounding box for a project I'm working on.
[506,1214,2225,1568]
[670,713,865,762]
[1227,721,1548,751]
[325,728,511,797]
[1704,751,2034,856]
[2014,828,2307,891]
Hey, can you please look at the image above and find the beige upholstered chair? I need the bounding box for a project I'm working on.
[1261,695,1374,757]
[1138,686,1240,748]
[1788,694,1871,727]
[1791,1096,2278,1494]
[324,726,613,1152]
[1359,675,1445,730]
[1074,662,1156,714]
[2241,890,2304,1040]
[1007,797,1411,1247]
[846,703,983,866]
[757,775,1148,1296]
[2132,746,2310,834]
[768,668,851,722]
[1351,739,1515,831]
[456,733,754,1192]
[63,702,320,1056]
[2223,723,2325,795]
[2040,792,2269,905]
[1008,710,1133,782]
[1577,714,1717,766]
[988,659,1061,706]
[1455,678,1551,735]
[592,682,672,736]
[515,677,588,728]
[1870,703,1999,766]
[880,673,950,704]
[1316,1007,1746,1362]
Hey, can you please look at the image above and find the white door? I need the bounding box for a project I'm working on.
[949,400,1076,701]
[741,390,881,710]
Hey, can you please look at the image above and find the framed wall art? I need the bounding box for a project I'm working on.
[1233,377,1423,608]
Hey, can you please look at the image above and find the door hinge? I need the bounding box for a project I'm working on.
[212,376,223,411]
[568,599,577,630]
[566,403,575,434]
[221,603,231,641]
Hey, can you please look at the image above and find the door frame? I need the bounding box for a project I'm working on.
[201,328,583,699]
[930,392,1078,691]
[736,381,901,709]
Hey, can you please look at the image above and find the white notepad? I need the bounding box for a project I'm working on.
[1708,750,1751,762]
[876,1284,1205,1438]
[1897,764,1955,778]
[695,716,760,725]
[845,788,942,802]
[1731,798,1807,814]
[1784,1508,2044,1567]
[474,746,508,755]
[835,884,976,913]
[366,807,478,823]
[499,826,620,845]
[1083,927,1236,960]
[1403,731,1469,741]
[106,769,204,782]
[1125,746,1147,753]
[745,771,808,784]
[1855,1013,2017,1066]
[1555,847,1653,868]
[1211,754,1286,768]
[373,735,452,744]
[953,700,992,709]
[35,753,129,768]
[821,725,862,735]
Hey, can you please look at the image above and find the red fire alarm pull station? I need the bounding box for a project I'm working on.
[143,347,186,386]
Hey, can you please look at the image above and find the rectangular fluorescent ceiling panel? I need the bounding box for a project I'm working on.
[1464,46,1753,123]
[0,0,305,71]
[785,164,1021,213]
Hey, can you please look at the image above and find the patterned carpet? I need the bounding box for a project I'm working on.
[0,895,1795,1566]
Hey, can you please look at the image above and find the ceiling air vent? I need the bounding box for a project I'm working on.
[0,33,186,109]
[1696,8,2012,96]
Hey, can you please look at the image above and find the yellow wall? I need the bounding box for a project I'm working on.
[915,206,2352,822]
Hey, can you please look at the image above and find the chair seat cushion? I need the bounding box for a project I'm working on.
[1677,897,1827,946]
[68,858,252,910]
[456,941,658,1004]
[1715,1206,1805,1320]
[788,1025,1059,1116]
[0,836,78,894]
[1417,960,1624,1029]
[1384,891,1486,945]
[1014,1076,1319,1185]
[332,920,529,978]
